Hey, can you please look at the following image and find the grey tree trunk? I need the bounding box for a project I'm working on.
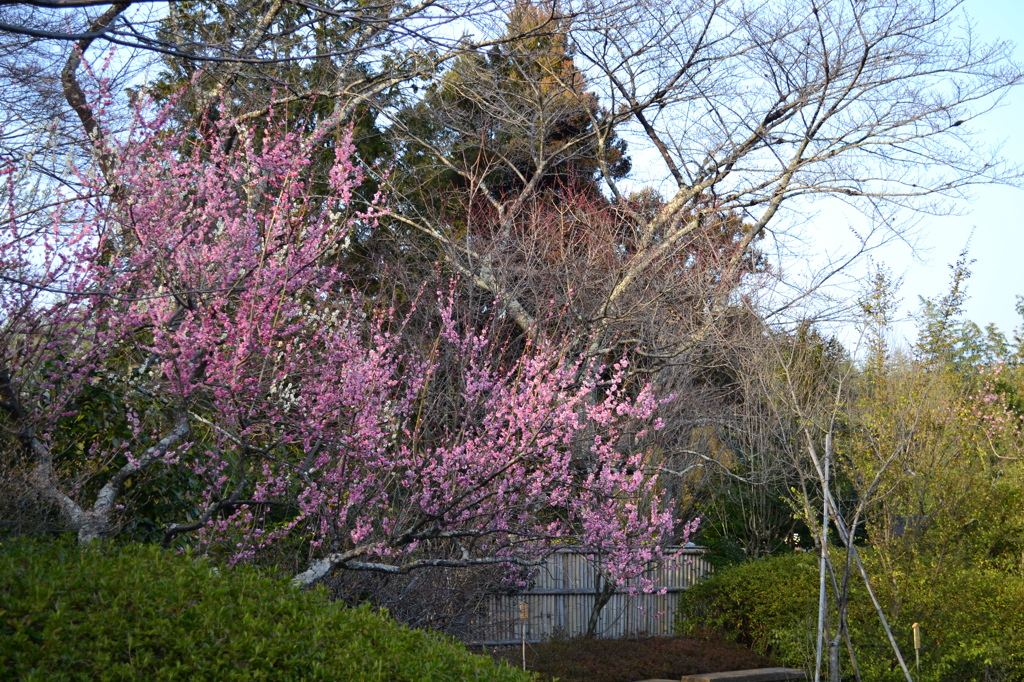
[585,569,617,638]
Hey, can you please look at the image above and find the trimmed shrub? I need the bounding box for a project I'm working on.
[676,552,818,668]
[0,537,532,681]
[676,551,1024,681]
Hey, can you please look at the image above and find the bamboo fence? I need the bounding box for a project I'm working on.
[469,547,711,644]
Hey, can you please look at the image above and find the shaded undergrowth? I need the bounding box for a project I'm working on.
[486,633,775,682]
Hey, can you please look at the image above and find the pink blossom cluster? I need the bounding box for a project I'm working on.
[966,362,1024,461]
[0,98,688,582]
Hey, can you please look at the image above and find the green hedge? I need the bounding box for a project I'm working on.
[676,551,1024,681]
[0,538,532,681]
[676,552,818,668]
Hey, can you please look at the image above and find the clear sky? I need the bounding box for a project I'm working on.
[865,0,1024,344]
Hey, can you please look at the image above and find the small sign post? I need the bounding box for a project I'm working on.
[912,622,921,678]
[519,601,529,671]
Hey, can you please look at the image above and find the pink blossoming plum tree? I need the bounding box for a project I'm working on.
[0,100,689,586]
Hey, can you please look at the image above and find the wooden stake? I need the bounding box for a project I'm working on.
[912,622,921,678]
[519,601,528,671]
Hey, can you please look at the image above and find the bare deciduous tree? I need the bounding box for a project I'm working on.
[387,0,1020,340]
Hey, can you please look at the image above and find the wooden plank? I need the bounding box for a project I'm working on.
[679,668,806,682]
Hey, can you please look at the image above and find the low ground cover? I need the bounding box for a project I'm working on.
[486,634,774,681]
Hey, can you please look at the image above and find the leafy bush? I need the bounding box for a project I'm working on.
[676,551,1024,681]
[0,538,532,681]
[676,552,818,668]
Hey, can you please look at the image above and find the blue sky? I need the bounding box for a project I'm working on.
[872,0,1024,343]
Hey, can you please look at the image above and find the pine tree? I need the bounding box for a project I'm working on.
[396,0,629,206]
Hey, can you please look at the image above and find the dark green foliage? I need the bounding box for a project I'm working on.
[676,551,1024,681]
[676,552,818,667]
[695,475,808,568]
[0,537,533,682]
[488,634,773,682]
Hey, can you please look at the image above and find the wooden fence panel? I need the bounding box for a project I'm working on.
[469,548,710,644]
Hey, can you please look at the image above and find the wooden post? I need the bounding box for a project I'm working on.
[519,601,528,671]
[912,622,921,678]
